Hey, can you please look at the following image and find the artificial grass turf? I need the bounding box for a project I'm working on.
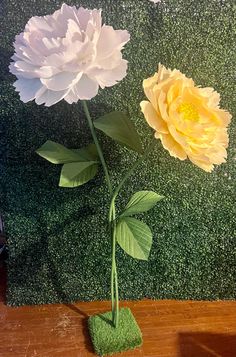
[88,308,142,356]
[0,0,235,306]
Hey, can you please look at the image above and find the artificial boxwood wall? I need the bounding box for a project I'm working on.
[0,0,235,306]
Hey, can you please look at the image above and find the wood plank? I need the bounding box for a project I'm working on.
[0,265,236,357]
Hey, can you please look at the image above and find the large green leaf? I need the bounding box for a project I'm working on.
[59,161,98,188]
[72,144,98,161]
[36,141,98,164]
[94,111,143,153]
[120,191,164,217]
[116,217,152,260]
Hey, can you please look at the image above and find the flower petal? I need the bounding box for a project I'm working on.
[88,60,128,88]
[97,26,129,59]
[72,74,99,100]
[35,87,68,106]
[64,89,79,104]
[14,78,43,102]
[41,72,78,91]
[140,101,168,134]
[157,133,187,160]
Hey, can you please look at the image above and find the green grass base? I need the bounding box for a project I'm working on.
[88,307,143,356]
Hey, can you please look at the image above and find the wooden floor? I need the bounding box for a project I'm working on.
[1,264,236,357]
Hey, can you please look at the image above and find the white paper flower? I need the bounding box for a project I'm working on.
[9,3,130,106]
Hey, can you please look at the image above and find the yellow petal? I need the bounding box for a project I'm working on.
[142,73,158,107]
[167,81,183,106]
[157,133,187,160]
[157,90,169,122]
[200,87,221,107]
[214,109,232,127]
[157,63,171,82]
[168,124,188,148]
[140,100,169,134]
[188,156,214,172]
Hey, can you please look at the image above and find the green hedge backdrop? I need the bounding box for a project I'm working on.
[0,0,235,306]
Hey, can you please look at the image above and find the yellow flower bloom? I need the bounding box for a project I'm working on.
[140,64,232,172]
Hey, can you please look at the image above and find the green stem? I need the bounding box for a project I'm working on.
[82,100,118,327]
[112,208,119,326]
[82,101,112,195]
[108,138,156,327]
[109,197,119,327]
[110,203,115,323]
[82,101,155,329]
[109,139,156,220]
[111,201,119,327]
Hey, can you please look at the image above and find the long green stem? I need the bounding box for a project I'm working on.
[109,139,156,220]
[108,138,156,326]
[82,101,112,195]
[110,203,115,323]
[111,201,119,327]
[112,206,119,326]
[82,100,155,329]
[82,100,118,327]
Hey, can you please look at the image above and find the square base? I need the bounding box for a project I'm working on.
[88,307,143,356]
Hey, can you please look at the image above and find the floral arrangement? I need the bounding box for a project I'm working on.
[9,2,231,356]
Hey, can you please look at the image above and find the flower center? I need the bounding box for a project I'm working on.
[178,102,199,122]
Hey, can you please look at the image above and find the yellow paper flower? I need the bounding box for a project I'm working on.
[140,64,232,172]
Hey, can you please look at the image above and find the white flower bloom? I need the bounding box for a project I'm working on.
[149,0,161,3]
[9,3,130,106]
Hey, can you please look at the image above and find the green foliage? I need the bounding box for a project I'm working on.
[36,142,99,187]
[120,190,164,217]
[94,111,143,153]
[116,217,152,260]
[88,307,142,356]
[59,161,98,188]
[36,140,84,164]
[37,141,98,164]
[72,144,99,162]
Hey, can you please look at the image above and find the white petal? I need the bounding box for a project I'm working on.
[97,50,122,70]
[44,53,65,67]
[96,26,119,59]
[115,29,130,49]
[35,87,68,106]
[65,19,82,42]
[72,74,99,100]
[41,72,78,91]
[13,78,43,102]
[64,90,79,104]
[89,60,128,88]
[14,44,44,66]
[42,37,61,51]
[97,26,130,59]
[76,7,92,31]
[26,16,53,33]
[14,60,38,72]
[35,66,60,78]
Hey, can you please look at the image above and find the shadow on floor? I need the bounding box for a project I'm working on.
[178,332,236,357]
[64,303,94,354]
[0,263,7,304]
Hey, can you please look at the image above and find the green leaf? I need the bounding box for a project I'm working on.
[120,191,164,217]
[116,217,152,260]
[72,144,98,162]
[94,111,143,153]
[36,141,99,165]
[36,140,82,164]
[59,161,98,188]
